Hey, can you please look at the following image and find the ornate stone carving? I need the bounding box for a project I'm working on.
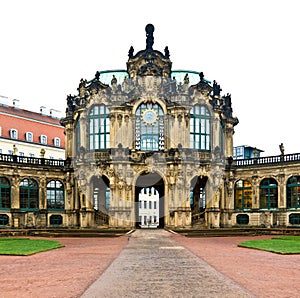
[190,72,212,96]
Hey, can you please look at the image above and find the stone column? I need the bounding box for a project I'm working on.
[11,176,20,209]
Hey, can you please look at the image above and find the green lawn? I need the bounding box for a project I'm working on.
[0,238,64,256]
[238,236,300,254]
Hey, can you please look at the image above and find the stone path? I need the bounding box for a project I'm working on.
[81,229,253,298]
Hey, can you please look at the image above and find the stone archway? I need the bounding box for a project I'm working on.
[135,172,164,228]
[91,175,110,226]
[190,176,208,226]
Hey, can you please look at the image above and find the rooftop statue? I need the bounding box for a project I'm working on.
[184,74,189,85]
[145,24,154,50]
[128,46,134,58]
[213,80,222,97]
[111,75,117,85]
[279,143,285,155]
[223,93,233,117]
[164,46,170,59]
[95,71,100,80]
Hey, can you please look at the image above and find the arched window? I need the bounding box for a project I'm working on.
[47,180,65,210]
[20,178,39,210]
[234,180,252,210]
[259,178,278,209]
[135,103,164,151]
[89,105,110,150]
[287,176,300,209]
[190,105,211,150]
[0,177,11,209]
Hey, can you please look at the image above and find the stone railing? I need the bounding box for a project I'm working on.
[0,153,65,168]
[232,153,300,168]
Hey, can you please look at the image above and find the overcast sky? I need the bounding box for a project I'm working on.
[1,0,299,156]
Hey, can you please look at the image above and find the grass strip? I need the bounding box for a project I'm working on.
[238,236,300,254]
[0,238,64,256]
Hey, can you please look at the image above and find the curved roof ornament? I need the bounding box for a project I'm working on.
[127,24,172,79]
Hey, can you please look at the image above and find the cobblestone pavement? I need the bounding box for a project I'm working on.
[81,229,253,298]
[172,234,300,298]
[0,236,129,298]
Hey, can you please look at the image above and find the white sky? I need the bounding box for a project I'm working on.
[1,0,299,156]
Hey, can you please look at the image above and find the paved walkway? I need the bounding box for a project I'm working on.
[81,229,252,298]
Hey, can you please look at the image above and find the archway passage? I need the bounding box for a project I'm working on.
[190,176,208,225]
[135,172,164,228]
[91,176,110,226]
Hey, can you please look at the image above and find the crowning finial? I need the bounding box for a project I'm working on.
[145,24,154,50]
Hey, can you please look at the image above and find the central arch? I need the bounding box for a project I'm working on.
[135,172,165,228]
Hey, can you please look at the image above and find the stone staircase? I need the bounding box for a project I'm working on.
[172,227,300,237]
[0,228,131,238]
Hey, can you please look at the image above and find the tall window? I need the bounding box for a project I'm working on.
[75,118,81,153]
[190,105,210,150]
[89,105,110,150]
[235,180,252,209]
[135,103,164,151]
[20,178,39,209]
[0,177,11,209]
[47,180,65,210]
[259,178,278,209]
[287,176,300,209]
[219,122,224,152]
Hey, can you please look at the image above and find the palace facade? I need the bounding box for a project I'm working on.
[0,24,299,229]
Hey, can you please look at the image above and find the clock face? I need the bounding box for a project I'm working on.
[142,109,157,125]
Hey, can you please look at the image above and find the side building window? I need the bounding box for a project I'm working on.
[190,105,211,150]
[47,180,65,210]
[0,177,11,209]
[40,135,47,145]
[26,132,33,142]
[10,129,18,139]
[135,103,164,151]
[259,178,278,209]
[287,176,300,209]
[20,178,39,210]
[89,105,110,150]
[54,137,60,147]
[234,180,252,209]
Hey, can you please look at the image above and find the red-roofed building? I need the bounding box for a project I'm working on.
[0,104,65,159]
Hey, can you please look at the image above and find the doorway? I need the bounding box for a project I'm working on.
[135,172,164,228]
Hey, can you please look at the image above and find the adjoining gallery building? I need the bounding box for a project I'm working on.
[0,24,300,229]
